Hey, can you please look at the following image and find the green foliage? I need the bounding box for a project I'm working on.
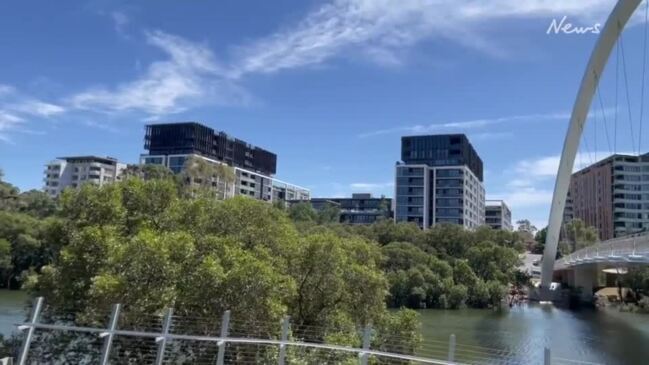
[561,219,599,253]
[0,210,50,289]
[123,164,175,181]
[21,178,421,357]
[447,285,468,309]
[378,224,521,309]
[288,201,318,223]
[623,267,649,301]
[316,203,340,224]
[180,155,236,199]
[0,169,529,361]
[532,227,547,254]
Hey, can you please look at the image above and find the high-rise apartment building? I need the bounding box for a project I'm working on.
[140,122,309,203]
[143,122,276,175]
[394,134,485,229]
[43,156,126,197]
[567,153,649,240]
[485,200,513,230]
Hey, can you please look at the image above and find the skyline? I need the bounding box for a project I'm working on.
[2,0,649,229]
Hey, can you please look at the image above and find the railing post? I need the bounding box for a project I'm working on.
[154,308,173,365]
[544,347,551,365]
[277,316,290,365]
[17,296,44,365]
[448,334,456,363]
[358,324,371,365]
[216,310,230,365]
[99,304,121,365]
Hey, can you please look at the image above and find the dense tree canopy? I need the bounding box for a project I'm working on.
[0,170,530,361]
[17,177,421,360]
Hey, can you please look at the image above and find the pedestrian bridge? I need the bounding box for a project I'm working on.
[555,234,649,270]
[550,234,649,302]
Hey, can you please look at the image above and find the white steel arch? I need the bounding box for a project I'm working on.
[541,0,643,297]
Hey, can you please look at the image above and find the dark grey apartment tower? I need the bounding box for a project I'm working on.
[395,134,485,229]
[144,122,277,175]
[401,134,483,181]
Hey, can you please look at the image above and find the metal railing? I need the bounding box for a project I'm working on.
[555,234,649,270]
[9,297,588,365]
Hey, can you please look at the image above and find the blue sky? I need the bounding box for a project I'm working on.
[1,0,648,228]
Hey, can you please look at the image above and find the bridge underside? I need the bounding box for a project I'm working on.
[553,262,646,302]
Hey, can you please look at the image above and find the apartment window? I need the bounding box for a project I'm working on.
[144,157,163,165]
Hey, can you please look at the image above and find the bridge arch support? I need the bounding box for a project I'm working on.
[541,0,643,296]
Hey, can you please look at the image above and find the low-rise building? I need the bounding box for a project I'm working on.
[485,200,513,230]
[43,156,126,197]
[293,193,392,224]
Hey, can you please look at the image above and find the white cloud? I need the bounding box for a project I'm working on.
[489,187,554,208]
[513,150,633,183]
[0,111,24,142]
[6,100,66,117]
[229,0,615,77]
[350,181,394,190]
[0,85,15,97]
[111,11,130,36]
[0,85,65,142]
[359,111,569,138]
[69,31,247,115]
[492,149,633,226]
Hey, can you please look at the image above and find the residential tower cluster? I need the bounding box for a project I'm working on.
[42,121,515,231]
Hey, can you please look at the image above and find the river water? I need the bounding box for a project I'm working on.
[418,303,649,364]
[2,290,648,364]
[0,290,27,339]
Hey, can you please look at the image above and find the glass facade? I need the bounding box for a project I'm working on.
[145,122,277,176]
[395,134,485,230]
[401,134,483,182]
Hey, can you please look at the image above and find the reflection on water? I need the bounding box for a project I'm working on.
[0,290,28,338]
[418,303,649,364]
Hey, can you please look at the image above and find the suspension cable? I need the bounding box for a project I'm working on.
[594,76,613,154]
[619,33,638,154]
[615,39,620,154]
[640,0,649,154]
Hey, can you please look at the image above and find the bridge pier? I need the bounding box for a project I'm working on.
[562,265,599,303]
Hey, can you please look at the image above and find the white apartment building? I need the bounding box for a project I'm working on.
[140,153,310,203]
[485,200,513,231]
[395,164,485,229]
[43,156,126,197]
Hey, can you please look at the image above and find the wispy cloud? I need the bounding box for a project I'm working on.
[0,85,65,142]
[6,100,66,117]
[490,149,630,227]
[0,85,15,97]
[111,11,130,37]
[69,30,248,115]
[0,0,617,140]
[0,111,24,142]
[513,150,633,183]
[228,0,615,77]
[359,111,569,138]
[350,181,394,190]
